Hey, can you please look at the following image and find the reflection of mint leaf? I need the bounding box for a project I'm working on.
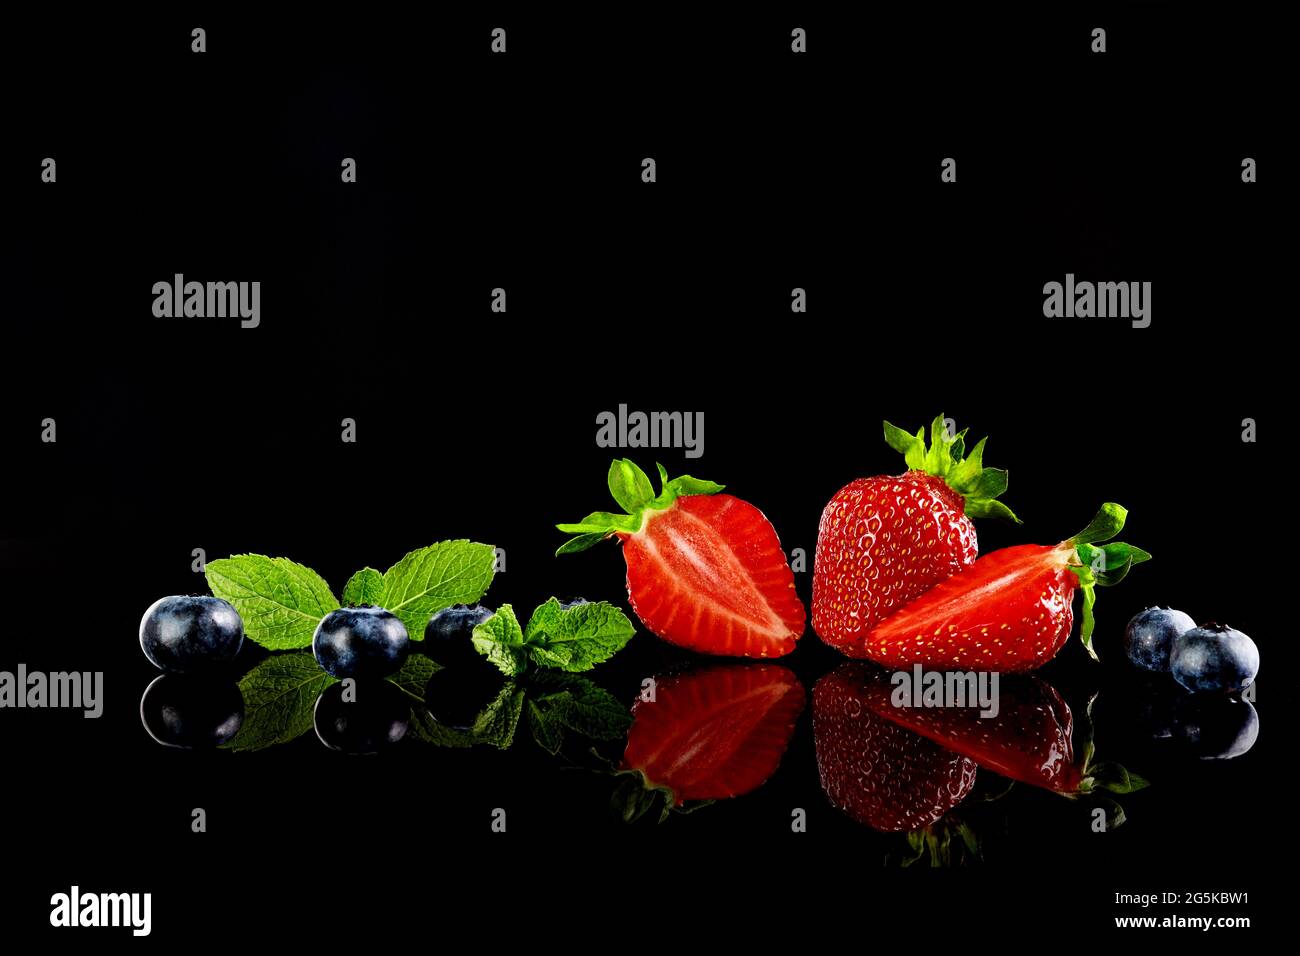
[471,604,528,676]
[342,567,384,606]
[526,674,630,754]
[408,682,523,749]
[224,653,336,751]
[473,600,636,676]
[379,540,496,640]
[387,654,441,704]
[206,555,339,650]
[523,599,635,672]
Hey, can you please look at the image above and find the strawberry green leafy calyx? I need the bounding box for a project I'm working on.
[1065,503,1152,660]
[882,414,1021,523]
[555,459,724,555]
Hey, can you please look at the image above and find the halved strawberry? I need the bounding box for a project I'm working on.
[556,460,805,657]
[813,415,1019,657]
[866,503,1151,671]
[814,663,977,831]
[615,663,805,820]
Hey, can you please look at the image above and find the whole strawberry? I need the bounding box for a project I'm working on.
[813,415,1018,656]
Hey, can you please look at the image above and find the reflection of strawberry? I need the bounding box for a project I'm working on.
[813,664,977,831]
[867,503,1150,671]
[618,663,805,815]
[556,461,805,657]
[813,416,1018,657]
[838,663,1082,792]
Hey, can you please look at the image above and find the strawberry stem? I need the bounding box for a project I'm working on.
[882,414,1020,523]
[1064,503,1153,660]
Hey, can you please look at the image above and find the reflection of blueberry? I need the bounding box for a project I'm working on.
[423,665,502,731]
[1124,607,1195,672]
[1174,695,1259,760]
[140,595,244,673]
[1170,623,1259,693]
[313,681,410,754]
[313,607,409,679]
[140,675,244,749]
[424,604,493,667]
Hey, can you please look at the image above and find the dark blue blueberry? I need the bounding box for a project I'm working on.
[313,680,410,754]
[1124,606,1195,672]
[1170,623,1259,694]
[313,607,409,679]
[139,675,244,749]
[1174,695,1259,760]
[139,595,245,673]
[423,665,502,731]
[424,604,494,667]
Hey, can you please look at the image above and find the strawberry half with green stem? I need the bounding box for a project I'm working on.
[866,503,1151,671]
[556,460,805,657]
[813,415,1019,657]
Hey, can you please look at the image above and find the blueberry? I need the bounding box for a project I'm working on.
[424,604,493,667]
[1124,606,1195,672]
[558,597,590,610]
[139,675,244,748]
[1174,695,1259,760]
[313,680,410,754]
[1170,623,1259,694]
[312,607,409,679]
[423,665,502,731]
[140,595,245,673]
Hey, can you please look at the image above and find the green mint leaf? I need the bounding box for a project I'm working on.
[531,673,631,741]
[387,653,441,704]
[523,598,636,672]
[379,540,496,640]
[608,459,655,513]
[205,554,340,650]
[527,699,567,754]
[223,653,336,752]
[471,604,529,676]
[341,567,384,606]
[408,681,524,749]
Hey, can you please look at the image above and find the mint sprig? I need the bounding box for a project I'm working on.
[882,414,1021,523]
[556,460,724,555]
[471,599,636,677]
[204,541,497,650]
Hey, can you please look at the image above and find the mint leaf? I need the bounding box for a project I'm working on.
[471,604,528,677]
[523,599,635,672]
[387,654,441,704]
[379,540,496,640]
[342,567,384,606]
[206,554,340,650]
[408,682,524,749]
[224,653,336,752]
[526,673,630,753]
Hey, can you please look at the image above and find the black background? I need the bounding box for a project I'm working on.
[2,4,1281,941]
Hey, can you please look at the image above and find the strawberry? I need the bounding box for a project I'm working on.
[812,415,1019,657]
[813,663,977,831]
[556,460,805,657]
[614,663,805,820]
[866,503,1151,671]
